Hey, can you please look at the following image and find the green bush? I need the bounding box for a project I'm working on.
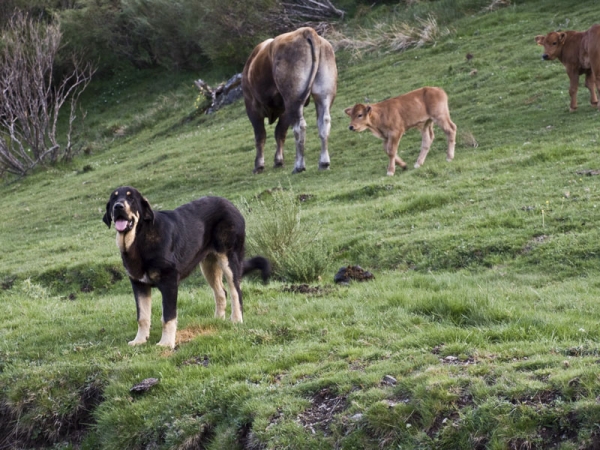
[243,186,331,283]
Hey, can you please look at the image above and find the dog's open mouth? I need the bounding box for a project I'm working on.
[114,218,134,233]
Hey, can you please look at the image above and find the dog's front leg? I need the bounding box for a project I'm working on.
[156,279,178,349]
[129,280,152,346]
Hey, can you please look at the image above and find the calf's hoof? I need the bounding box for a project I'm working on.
[414,163,420,169]
[253,166,264,174]
[386,171,395,176]
[292,167,306,174]
[319,162,330,171]
[274,161,284,168]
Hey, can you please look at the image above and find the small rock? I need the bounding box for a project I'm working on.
[130,377,159,393]
[382,375,397,386]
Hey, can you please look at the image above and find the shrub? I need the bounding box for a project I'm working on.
[243,186,331,283]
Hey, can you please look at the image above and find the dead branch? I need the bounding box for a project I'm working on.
[0,12,95,178]
[194,73,243,114]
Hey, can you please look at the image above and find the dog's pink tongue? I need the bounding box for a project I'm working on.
[115,219,128,232]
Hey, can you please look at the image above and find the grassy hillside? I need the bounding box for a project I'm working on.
[3,0,600,448]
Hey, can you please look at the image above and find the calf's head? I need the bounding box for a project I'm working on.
[344,104,372,132]
[535,32,566,61]
[103,186,154,233]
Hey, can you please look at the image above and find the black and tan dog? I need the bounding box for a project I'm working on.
[103,186,270,349]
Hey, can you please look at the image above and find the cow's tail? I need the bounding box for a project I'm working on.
[242,256,272,283]
[299,28,320,104]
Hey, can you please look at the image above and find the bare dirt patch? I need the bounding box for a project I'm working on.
[297,388,347,436]
[176,325,216,345]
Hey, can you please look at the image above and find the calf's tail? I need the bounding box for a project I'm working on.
[243,256,272,283]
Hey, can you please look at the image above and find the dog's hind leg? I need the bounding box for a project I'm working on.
[129,281,152,346]
[218,253,243,323]
[201,255,227,319]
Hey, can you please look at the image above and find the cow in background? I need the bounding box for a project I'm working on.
[535,25,600,111]
[242,27,337,174]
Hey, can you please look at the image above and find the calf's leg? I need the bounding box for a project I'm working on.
[415,120,434,168]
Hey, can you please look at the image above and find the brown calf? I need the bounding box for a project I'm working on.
[344,87,457,176]
[535,24,600,111]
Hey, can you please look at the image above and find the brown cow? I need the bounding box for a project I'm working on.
[535,24,600,111]
[242,27,337,174]
[344,87,457,176]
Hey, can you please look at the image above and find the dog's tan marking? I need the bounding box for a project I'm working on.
[115,209,140,253]
[201,256,227,319]
[114,191,118,196]
[127,191,131,196]
[129,291,151,346]
[157,318,177,349]
[217,254,243,323]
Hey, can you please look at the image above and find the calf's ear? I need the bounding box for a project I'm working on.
[141,197,154,223]
[344,106,353,116]
[366,106,372,115]
[558,32,567,44]
[102,202,112,228]
[534,35,545,45]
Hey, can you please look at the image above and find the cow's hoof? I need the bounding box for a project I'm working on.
[446,157,453,162]
[386,171,395,176]
[592,101,598,107]
[569,107,577,112]
[319,163,330,171]
[253,166,265,174]
[292,167,306,174]
[273,161,284,168]
[414,163,420,169]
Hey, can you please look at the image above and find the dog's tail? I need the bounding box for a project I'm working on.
[243,256,271,283]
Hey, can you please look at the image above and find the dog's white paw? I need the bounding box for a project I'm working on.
[156,339,175,349]
[128,337,148,346]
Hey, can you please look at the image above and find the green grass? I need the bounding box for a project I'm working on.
[3,0,600,448]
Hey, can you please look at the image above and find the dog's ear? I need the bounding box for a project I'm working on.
[141,197,154,222]
[102,201,112,228]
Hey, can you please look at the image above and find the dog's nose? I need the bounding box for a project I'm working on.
[114,202,124,210]
[348,125,354,131]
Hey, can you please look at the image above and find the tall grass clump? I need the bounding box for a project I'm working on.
[243,186,331,283]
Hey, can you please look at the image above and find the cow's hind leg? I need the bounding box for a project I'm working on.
[415,120,434,168]
[249,113,267,174]
[314,94,333,170]
[274,116,290,168]
[290,107,308,174]
[217,253,244,323]
[201,254,227,319]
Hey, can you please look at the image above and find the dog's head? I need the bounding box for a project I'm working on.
[344,104,372,132]
[102,186,154,233]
